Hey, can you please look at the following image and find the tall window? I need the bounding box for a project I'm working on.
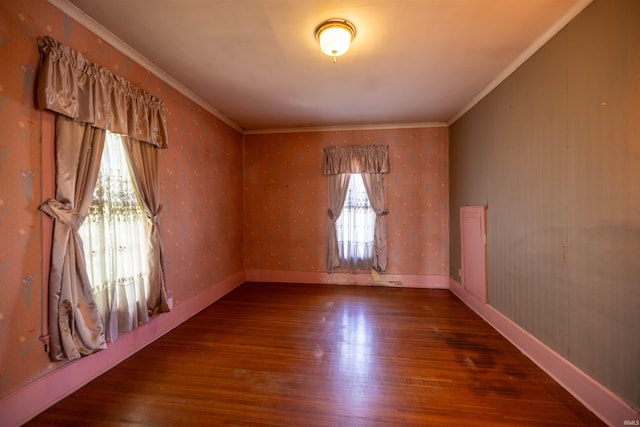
[336,174,376,270]
[78,131,150,342]
[38,36,170,360]
[324,145,389,272]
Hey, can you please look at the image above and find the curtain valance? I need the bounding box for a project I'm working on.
[323,145,389,175]
[36,36,169,148]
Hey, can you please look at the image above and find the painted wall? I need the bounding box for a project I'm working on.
[0,0,244,404]
[244,128,449,280]
[449,0,639,411]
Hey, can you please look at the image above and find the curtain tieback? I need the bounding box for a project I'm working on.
[39,199,84,229]
[149,203,163,224]
[327,209,338,221]
[375,209,390,217]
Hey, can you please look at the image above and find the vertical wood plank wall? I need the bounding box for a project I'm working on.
[449,0,640,412]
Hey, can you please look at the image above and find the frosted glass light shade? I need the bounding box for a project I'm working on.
[315,19,356,61]
[319,26,351,56]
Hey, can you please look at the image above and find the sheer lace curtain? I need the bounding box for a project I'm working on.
[79,132,150,342]
[37,36,169,360]
[323,145,390,272]
[336,174,376,271]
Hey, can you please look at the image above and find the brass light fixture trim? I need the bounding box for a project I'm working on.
[315,18,357,63]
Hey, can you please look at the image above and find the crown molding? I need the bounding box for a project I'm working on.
[47,0,244,134]
[447,0,594,126]
[244,122,447,135]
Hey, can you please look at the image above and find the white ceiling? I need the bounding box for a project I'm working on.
[55,0,591,133]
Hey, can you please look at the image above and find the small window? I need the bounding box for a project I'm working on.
[336,174,375,270]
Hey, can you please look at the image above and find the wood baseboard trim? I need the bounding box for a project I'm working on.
[0,272,245,427]
[245,269,449,288]
[448,277,639,426]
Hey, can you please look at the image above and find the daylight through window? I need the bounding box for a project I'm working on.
[336,174,376,270]
[78,131,150,341]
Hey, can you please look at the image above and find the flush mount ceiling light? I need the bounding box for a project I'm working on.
[315,18,356,63]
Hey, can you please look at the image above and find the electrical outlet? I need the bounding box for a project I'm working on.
[167,296,173,309]
[458,268,462,277]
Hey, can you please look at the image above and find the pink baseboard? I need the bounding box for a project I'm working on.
[0,272,245,427]
[245,269,450,289]
[449,278,639,427]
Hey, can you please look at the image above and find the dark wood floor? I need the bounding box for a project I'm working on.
[27,282,604,426]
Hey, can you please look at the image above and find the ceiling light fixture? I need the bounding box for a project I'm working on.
[315,18,356,63]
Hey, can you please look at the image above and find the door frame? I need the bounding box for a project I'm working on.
[460,205,487,303]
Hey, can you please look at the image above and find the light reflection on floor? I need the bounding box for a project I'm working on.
[336,304,377,411]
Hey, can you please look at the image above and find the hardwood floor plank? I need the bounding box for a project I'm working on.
[26,283,604,426]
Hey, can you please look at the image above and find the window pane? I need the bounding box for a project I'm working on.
[336,174,375,270]
[78,131,150,341]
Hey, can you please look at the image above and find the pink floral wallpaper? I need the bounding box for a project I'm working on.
[0,0,244,401]
[244,128,449,276]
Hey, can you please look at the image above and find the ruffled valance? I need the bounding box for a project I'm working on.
[323,145,389,175]
[36,36,168,148]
